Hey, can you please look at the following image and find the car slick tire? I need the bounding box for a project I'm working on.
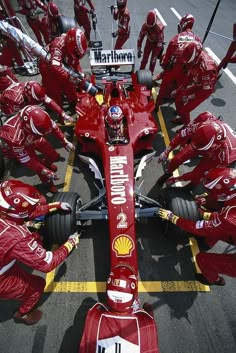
[58,15,78,34]
[136,69,153,90]
[157,187,200,238]
[44,192,80,245]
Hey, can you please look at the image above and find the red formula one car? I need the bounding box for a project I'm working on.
[46,50,199,352]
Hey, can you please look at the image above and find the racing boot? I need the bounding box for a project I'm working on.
[13,309,43,325]
[195,274,225,286]
[41,158,58,172]
[171,116,184,125]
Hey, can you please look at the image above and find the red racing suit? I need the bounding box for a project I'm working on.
[175,199,236,282]
[218,23,236,71]
[113,6,130,49]
[41,12,61,44]
[155,30,202,106]
[17,0,47,46]
[174,51,218,125]
[137,20,165,74]
[0,65,19,93]
[0,81,69,121]
[0,217,71,314]
[0,34,25,67]
[166,122,236,185]
[79,302,159,353]
[39,35,82,106]
[74,0,95,42]
[0,113,67,185]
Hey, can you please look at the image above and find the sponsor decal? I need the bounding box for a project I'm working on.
[90,49,135,66]
[109,156,128,205]
[112,234,134,257]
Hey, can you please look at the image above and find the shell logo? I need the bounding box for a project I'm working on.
[112,234,134,257]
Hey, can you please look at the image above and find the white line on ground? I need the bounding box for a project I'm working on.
[155,8,167,27]
[170,7,181,20]
[205,47,236,84]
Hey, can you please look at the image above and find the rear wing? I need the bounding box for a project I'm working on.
[90,49,135,73]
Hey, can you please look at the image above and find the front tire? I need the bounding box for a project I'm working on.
[157,187,200,238]
[44,192,81,245]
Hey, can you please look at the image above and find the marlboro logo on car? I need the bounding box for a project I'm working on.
[90,49,135,66]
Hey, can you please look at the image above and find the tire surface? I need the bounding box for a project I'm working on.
[157,187,200,238]
[136,69,153,89]
[44,192,80,245]
[58,15,78,34]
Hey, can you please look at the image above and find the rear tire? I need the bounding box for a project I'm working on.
[136,70,153,90]
[157,187,200,238]
[44,192,80,245]
[58,15,78,34]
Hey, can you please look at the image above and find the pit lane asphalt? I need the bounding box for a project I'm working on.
[0,1,236,353]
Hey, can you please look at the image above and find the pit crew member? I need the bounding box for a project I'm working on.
[0,179,79,325]
[157,167,236,286]
[157,118,236,187]
[154,14,202,110]
[218,23,236,72]
[0,65,19,93]
[17,0,47,47]
[110,0,130,50]
[0,80,73,124]
[74,0,95,44]
[171,41,218,126]
[79,264,160,353]
[39,27,88,109]
[41,1,61,44]
[137,9,165,74]
[0,105,75,193]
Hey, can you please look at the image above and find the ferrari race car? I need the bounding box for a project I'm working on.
[45,49,199,352]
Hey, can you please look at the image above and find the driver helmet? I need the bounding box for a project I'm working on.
[146,10,157,27]
[106,264,138,313]
[188,111,218,132]
[178,14,195,33]
[24,81,45,102]
[191,121,226,152]
[117,0,127,9]
[180,41,202,65]
[47,1,59,17]
[0,179,40,224]
[106,105,126,142]
[65,28,88,60]
[20,105,54,136]
[203,167,236,202]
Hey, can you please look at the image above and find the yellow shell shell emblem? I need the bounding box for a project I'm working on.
[112,234,134,257]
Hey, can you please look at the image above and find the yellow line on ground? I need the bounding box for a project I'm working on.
[44,280,209,293]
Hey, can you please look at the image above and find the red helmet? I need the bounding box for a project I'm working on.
[117,0,127,9]
[47,2,59,17]
[178,14,195,33]
[0,179,40,224]
[24,81,45,102]
[146,10,157,27]
[203,167,236,202]
[191,122,226,152]
[193,111,218,125]
[20,105,53,136]
[106,264,138,313]
[65,28,87,60]
[180,41,202,65]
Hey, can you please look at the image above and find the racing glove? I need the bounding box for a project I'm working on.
[61,112,74,124]
[112,32,117,38]
[64,138,75,152]
[64,232,80,253]
[165,176,180,186]
[41,168,59,181]
[157,208,179,224]
[137,48,142,59]
[194,193,208,207]
[158,146,172,163]
[198,208,212,220]
[48,202,72,213]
